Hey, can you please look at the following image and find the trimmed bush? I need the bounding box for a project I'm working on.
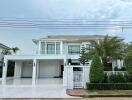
[87,83,132,90]
[125,58,132,81]
[108,73,126,83]
[102,73,108,83]
[89,53,104,83]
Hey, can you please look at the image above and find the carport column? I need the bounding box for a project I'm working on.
[63,58,67,88]
[2,59,8,85]
[32,59,37,85]
[14,61,22,78]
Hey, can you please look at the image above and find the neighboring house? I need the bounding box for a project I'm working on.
[2,35,123,89]
[0,43,10,67]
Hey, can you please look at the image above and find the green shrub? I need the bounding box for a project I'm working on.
[108,73,126,83]
[87,83,132,90]
[102,73,108,83]
[125,57,132,80]
[89,53,104,83]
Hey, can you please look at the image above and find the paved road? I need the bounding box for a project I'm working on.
[0,98,131,100]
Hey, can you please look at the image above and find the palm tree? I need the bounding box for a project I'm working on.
[88,35,124,66]
[11,47,19,54]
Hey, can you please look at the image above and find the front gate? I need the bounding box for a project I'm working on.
[73,71,83,88]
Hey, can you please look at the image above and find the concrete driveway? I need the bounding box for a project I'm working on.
[0,85,76,98]
[0,78,78,98]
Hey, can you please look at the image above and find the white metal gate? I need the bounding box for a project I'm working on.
[73,71,83,88]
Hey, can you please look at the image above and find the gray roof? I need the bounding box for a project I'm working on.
[0,43,10,49]
[46,35,105,40]
[33,35,106,43]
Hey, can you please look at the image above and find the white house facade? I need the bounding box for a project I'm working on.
[0,43,10,67]
[2,35,124,89]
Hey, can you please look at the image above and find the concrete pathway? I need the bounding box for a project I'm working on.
[0,85,77,98]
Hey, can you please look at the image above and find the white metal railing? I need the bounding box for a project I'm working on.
[104,71,127,76]
[40,50,62,55]
[73,71,83,88]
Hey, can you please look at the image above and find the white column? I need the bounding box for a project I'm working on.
[14,61,22,78]
[67,66,73,89]
[2,59,8,85]
[32,59,37,85]
[63,58,67,88]
[121,60,124,68]
[60,41,63,55]
[36,60,39,78]
[83,66,90,88]
[117,59,121,69]
[38,41,41,54]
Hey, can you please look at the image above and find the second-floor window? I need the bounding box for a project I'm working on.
[68,45,80,55]
[41,42,61,54]
[47,42,55,54]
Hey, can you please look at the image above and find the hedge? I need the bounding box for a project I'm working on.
[87,83,132,90]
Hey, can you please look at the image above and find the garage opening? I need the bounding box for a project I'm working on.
[36,59,64,85]
[5,60,33,85]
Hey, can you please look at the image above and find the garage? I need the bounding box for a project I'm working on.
[21,61,33,78]
[39,60,63,78]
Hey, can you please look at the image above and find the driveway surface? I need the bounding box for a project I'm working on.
[0,78,78,98]
[0,98,131,100]
[0,85,77,98]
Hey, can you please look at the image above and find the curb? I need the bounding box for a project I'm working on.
[85,94,132,98]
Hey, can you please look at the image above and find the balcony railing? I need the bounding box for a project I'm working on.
[40,50,62,55]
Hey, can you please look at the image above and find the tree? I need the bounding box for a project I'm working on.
[88,35,124,67]
[11,47,19,54]
[89,53,104,83]
[124,42,132,80]
[79,45,89,65]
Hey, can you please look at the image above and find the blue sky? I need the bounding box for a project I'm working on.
[0,0,132,54]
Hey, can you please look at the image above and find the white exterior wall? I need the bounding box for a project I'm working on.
[22,61,33,77]
[14,61,22,78]
[83,66,90,88]
[67,66,73,89]
[39,60,61,78]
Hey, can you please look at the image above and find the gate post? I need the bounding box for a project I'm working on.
[67,66,73,89]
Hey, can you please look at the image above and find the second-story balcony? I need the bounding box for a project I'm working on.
[40,50,63,55]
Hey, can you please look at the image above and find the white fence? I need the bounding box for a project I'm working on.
[73,71,83,88]
[63,65,90,89]
[104,71,127,76]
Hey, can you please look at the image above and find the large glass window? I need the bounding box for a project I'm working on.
[56,42,60,54]
[40,42,61,55]
[47,42,55,54]
[41,42,45,54]
[68,45,80,55]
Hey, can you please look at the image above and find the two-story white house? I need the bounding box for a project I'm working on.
[2,35,123,89]
[0,43,10,67]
